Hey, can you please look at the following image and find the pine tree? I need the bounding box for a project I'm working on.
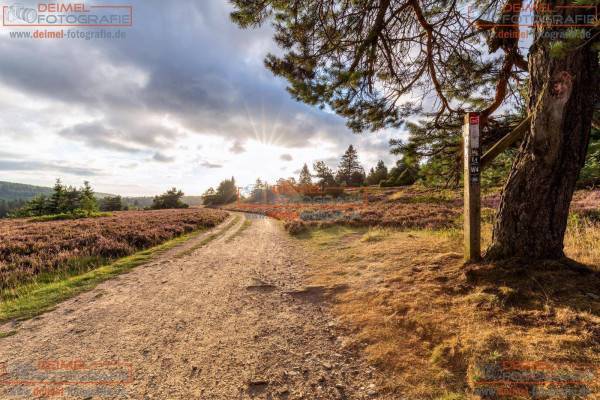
[367,160,388,185]
[62,186,82,213]
[336,145,365,186]
[47,179,65,214]
[250,178,264,203]
[312,161,335,191]
[298,164,312,185]
[79,181,98,215]
[100,196,123,212]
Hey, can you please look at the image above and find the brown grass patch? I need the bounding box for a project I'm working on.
[296,224,600,399]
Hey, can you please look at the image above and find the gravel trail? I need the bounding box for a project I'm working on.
[0,214,383,399]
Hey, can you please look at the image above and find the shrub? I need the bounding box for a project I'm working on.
[285,220,308,235]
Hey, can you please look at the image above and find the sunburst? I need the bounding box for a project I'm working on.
[243,98,285,147]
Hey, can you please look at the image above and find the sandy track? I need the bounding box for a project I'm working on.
[0,214,383,399]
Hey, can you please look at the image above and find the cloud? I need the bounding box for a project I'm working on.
[0,0,356,153]
[0,160,100,176]
[152,152,175,163]
[200,161,223,169]
[120,163,139,169]
[58,119,181,154]
[229,140,246,154]
[0,0,401,193]
[0,150,20,158]
[58,122,142,153]
[280,154,293,161]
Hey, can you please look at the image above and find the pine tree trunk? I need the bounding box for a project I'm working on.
[486,5,598,260]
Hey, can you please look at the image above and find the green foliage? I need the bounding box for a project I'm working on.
[99,195,125,212]
[313,161,336,190]
[323,187,345,198]
[11,179,100,218]
[366,160,388,185]
[229,0,500,135]
[0,199,27,218]
[480,150,515,188]
[79,181,98,214]
[549,41,568,59]
[381,162,419,187]
[578,126,600,187]
[336,145,365,186]
[549,28,588,59]
[203,177,237,205]
[28,211,111,222]
[151,187,189,210]
[381,145,420,187]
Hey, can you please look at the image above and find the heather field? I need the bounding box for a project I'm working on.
[0,208,228,289]
[222,187,600,234]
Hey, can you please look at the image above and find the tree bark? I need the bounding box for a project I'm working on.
[486,3,598,260]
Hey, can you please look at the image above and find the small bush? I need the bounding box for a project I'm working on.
[285,220,308,235]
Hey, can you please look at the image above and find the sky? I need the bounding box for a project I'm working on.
[0,0,402,196]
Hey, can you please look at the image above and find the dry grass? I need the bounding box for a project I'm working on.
[296,220,600,399]
[565,215,600,266]
[361,227,392,243]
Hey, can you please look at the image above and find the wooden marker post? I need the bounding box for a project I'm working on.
[463,112,481,262]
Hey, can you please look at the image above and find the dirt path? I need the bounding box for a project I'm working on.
[0,214,383,399]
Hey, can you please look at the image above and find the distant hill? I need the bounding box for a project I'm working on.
[0,181,55,201]
[0,181,112,202]
[0,181,204,213]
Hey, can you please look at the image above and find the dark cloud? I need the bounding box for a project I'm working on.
[229,140,246,154]
[280,154,293,161]
[152,152,175,163]
[58,120,181,154]
[0,160,100,176]
[58,122,142,153]
[0,0,356,154]
[200,161,223,169]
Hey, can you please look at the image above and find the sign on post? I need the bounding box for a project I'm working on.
[463,112,481,262]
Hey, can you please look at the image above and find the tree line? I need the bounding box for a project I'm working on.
[11,179,100,218]
[297,144,419,189]
[8,180,190,218]
[201,144,421,206]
